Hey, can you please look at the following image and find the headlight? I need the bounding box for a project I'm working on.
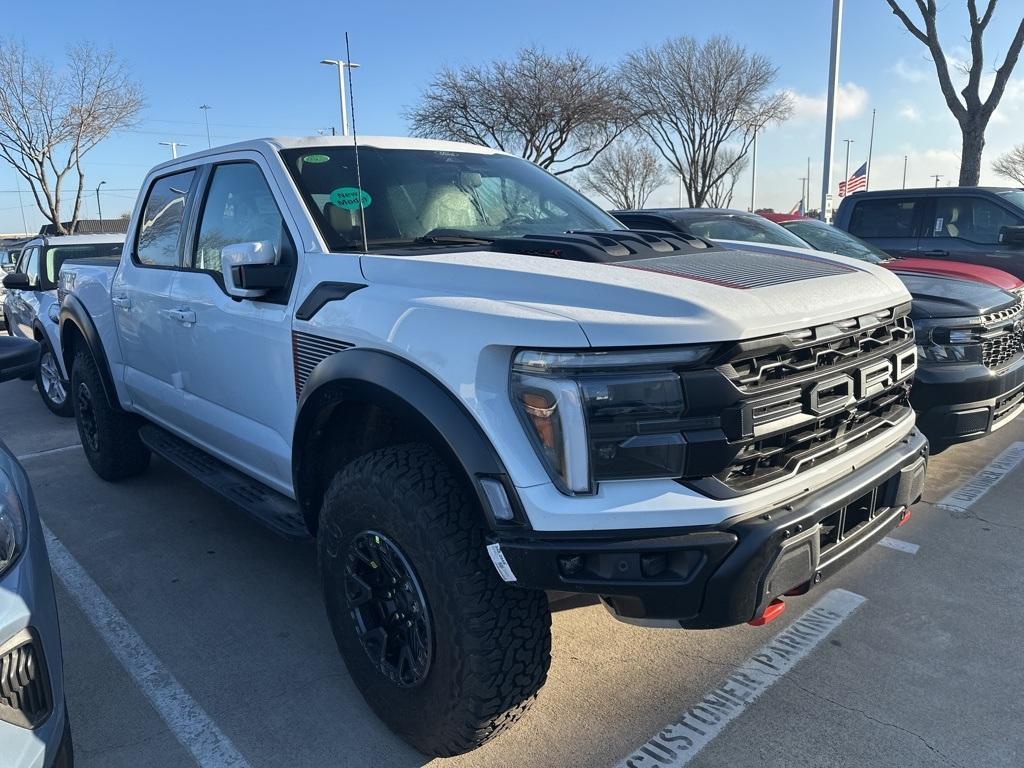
[0,469,27,578]
[511,346,713,494]
[914,319,983,364]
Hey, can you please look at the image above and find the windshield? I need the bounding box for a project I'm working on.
[781,220,888,264]
[996,189,1024,211]
[681,214,809,248]
[44,243,123,289]
[280,146,622,252]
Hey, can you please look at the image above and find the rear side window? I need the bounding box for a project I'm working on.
[44,243,123,289]
[847,198,919,238]
[930,196,1023,244]
[135,171,196,267]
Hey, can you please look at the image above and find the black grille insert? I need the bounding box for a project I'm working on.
[0,630,52,728]
[980,300,1024,369]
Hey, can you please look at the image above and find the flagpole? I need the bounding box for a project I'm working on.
[820,0,844,220]
[866,108,876,191]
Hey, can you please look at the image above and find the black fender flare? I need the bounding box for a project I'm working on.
[59,295,118,408]
[292,347,525,533]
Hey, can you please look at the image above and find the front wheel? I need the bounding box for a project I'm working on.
[36,338,73,417]
[318,444,551,757]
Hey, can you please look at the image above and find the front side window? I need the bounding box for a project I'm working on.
[22,247,39,287]
[135,171,196,267]
[194,163,292,274]
[43,243,123,289]
[681,215,808,248]
[783,221,886,263]
[847,198,919,238]
[280,146,620,252]
[930,196,1023,244]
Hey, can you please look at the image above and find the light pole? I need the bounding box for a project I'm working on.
[95,181,106,227]
[842,139,855,191]
[750,126,758,212]
[902,155,908,188]
[159,141,187,159]
[320,58,360,136]
[200,104,212,148]
[820,0,844,219]
[678,173,683,207]
[799,177,808,213]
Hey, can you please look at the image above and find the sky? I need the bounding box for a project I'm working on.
[2,0,1024,232]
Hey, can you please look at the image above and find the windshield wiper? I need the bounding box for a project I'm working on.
[412,234,495,246]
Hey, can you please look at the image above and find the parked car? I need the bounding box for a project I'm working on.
[765,213,1023,294]
[3,235,125,416]
[0,335,73,767]
[832,187,1024,279]
[618,209,1024,448]
[59,136,926,756]
[0,245,24,331]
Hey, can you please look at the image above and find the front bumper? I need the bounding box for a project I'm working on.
[497,428,928,627]
[912,355,1024,443]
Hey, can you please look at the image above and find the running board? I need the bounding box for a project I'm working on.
[138,424,309,540]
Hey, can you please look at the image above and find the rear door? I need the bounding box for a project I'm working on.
[921,194,1024,277]
[843,196,924,258]
[113,169,197,423]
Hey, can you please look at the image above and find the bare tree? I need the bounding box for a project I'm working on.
[407,47,629,175]
[621,36,792,207]
[577,142,668,210]
[992,144,1024,185]
[886,0,1024,186]
[0,41,144,234]
[705,149,749,208]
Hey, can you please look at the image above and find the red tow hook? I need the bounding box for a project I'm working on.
[748,598,786,627]
[898,507,913,526]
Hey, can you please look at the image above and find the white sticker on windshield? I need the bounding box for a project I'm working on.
[934,217,944,232]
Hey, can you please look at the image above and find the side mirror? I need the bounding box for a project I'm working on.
[999,225,1024,247]
[2,272,31,290]
[220,241,289,299]
[0,337,39,383]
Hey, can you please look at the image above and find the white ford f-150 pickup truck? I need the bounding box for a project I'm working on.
[58,136,928,756]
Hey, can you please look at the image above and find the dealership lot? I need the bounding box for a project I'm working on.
[2,377,1021,768]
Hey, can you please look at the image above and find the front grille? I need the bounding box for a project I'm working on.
[684,303,916,496]
[980,300,1024,369]
[0,631,52,728]
[292,331,353,398]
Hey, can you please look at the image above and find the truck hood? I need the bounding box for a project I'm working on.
[360,246,910,347]
[886,257,1023,292]
[897,271,1019,319]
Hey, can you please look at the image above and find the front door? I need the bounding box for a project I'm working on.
[167,158,301,492]
[922,195,1024,278]
[845,196,924,258]
[113,169,197,423]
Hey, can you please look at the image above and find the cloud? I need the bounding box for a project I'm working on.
[892,58,930,84]
[898,104,921,121]
[787,82,869,122]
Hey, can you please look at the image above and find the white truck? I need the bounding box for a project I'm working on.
[58,136,928,756]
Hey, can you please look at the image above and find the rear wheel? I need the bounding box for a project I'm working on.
[36,338,73,416]
[318,443,551,757]
[71,348,150,480]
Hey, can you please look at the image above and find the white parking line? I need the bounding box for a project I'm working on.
[936,441,1024,512]
[42,523,253,768]
[879,537,919,554]
[16,443,82,461]
[617,588,866,768]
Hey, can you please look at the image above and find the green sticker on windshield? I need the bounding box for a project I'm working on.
[329,186,372,211]
[302,153,330,164]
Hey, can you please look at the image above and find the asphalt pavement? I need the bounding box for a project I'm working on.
[1,376,1021,768]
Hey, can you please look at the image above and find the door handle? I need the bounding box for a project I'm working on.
[167,308,197,324]
[922,250,949,257]
[111,295,131,309]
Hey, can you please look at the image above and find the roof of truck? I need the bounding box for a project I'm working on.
[23,233,126,246]
[152,136,506,173]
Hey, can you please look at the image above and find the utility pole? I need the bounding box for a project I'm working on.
[159,141,187,159]
[807,156,812,209]
[902,155,908,188]
[200,104,212,148]
[842,139,855,189]
[14,174,28,234]
[95,181,106,227]
[320,58,360,136]
[931,174,942,188]
[820,0,844,220]
[865,109,876,190]
[750,127,758,212]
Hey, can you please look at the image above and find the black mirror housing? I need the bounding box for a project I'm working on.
[999,225,1024,246]
[2,272,31,290]
[0,337,39,383]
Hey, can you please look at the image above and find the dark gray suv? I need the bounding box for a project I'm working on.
[832,187,1024,279]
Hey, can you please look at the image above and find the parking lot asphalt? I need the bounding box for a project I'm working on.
[2,375,1022,768]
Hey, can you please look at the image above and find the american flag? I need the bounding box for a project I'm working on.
[838,163,867,196]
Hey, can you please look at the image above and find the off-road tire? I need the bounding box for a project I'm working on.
[36,337,73,417]
[318,443,551,757]
[71,348,150,480]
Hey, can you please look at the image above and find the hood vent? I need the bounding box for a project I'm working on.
[624,249,855,289]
